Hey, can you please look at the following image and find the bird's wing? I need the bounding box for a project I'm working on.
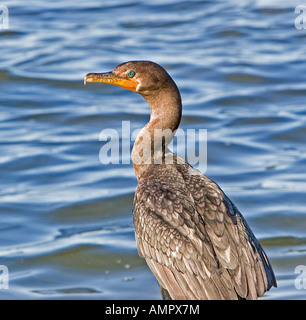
[133,164,276,300]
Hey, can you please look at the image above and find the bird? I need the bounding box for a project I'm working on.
[84,61,277,300]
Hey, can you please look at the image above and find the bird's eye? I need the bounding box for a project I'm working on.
[127,71,135,78]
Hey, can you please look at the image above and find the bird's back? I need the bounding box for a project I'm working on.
[133,160,276,300]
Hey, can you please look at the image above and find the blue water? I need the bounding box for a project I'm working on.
[0,0,306,299]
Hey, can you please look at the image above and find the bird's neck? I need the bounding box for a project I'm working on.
[132,83,182,181]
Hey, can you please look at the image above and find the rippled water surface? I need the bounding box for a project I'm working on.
[0,0,306,299]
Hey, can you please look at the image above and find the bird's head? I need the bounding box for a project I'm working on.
[84,61,173,96]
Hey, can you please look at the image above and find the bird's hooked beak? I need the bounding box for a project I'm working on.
[84,72,139,92]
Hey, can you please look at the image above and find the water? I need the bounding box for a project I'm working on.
[0,0,306,299]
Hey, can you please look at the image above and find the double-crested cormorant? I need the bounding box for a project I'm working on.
[84,61,277,300]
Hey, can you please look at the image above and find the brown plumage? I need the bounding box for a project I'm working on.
[84,61,277,300]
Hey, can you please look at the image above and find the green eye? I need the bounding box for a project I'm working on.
[128,71,135,78]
